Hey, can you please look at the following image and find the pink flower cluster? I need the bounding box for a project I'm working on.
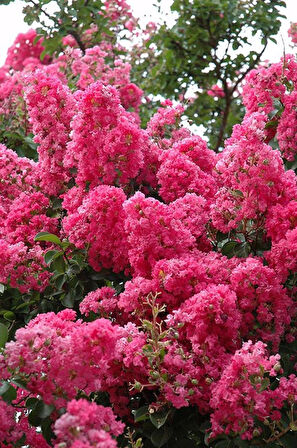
[211,112,297,232]
[65,82,145,189]
[5,29,49,71]
[288,22,297,44]
[207,84,225,98]
[63,185,129,273]
[25,70,76,195]
[210,341,297,440]
[242,55,297,160]
[54,399,124,448]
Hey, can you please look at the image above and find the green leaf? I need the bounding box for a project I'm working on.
[0,382,10,396]
[221,241,237,258]
[151,426,173,447]
[28,408,42,427]
[34,232,62,246]
[0,323,8,348]
[61,292,74,308]
[280,431,297,448]
[233,437,251,447]
[3,311,15,322]
[213,441,229,448]
[265,119,278,129]
[51,255,66,274]
[28,400,55,426]
[26,397,39,409]
[259,377,270,392]
[44,249,63,265]
[150,408,171,429]
[41,417,55,443]
[0,284,4,294]
[11,378,28,389]
[36,401,55,419]
[55,274,67,290]
[233,242,251,258]
[0,383,17,403]
[221,241,251,258]
[61,241,70,250]
[133,405,149,423]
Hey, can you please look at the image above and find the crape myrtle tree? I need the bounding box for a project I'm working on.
[130,0,286,150]
[0,1,297,448]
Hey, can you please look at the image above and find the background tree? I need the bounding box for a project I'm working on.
[130,0,286,150]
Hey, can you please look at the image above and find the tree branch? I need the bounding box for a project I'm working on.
[28,0,86,54]
[67,29,86,54]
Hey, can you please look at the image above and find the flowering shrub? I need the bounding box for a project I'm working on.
[0,3,297,448]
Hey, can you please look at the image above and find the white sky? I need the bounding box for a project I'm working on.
[0,0,296,65]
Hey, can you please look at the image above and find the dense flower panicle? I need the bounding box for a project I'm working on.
[0,398,22,445]
[1,17,297,447]
[63,185,129,273]
[211,113,297,232]
[209,341,293,441]
[2,191,58,245]
[136,141,161,189]
[276,91,297,160]
[171,284,241,353]
[0,71,24,121]
[267,227,297,281]
[242,55,297,159]
[155,115,216,202]
[5,29,49,71]
[63,81,120,176]
[70,45,109,89]
[55,429,118,448]
[152,252,238,309]
[265,200,297,243]
[101,115,145,185]
[123,192,197,276]
[54,399,123,448]
[169,194,211,252]
[147,102,190,149]
[230,258,293,349]
[0,66,9,84]
[69,46,141,110]
[79,286,118,317]
[119,82,143,111]
[65,81,144,188]
[102,59,132,88]
[242,63,286,116]
[242,55,297,116]
[118,276,161,318]
[0,240,50,293]
[163,285,241,411]
[4,310,123,407]
[157,148,216,203]
[25,70,76,195]
[173,136,217,172]
[0,144,37,205]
